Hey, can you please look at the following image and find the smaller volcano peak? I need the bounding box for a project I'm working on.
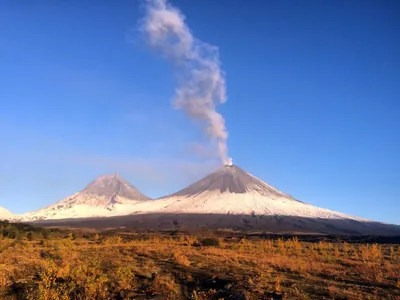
[23,173,151,221]
[82,174,150,200]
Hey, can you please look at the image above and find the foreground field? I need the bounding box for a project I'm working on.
[0,224,399,299]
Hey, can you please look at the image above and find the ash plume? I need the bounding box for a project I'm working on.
[140,0,231,165]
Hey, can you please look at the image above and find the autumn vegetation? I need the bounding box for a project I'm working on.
[0,220,399,299]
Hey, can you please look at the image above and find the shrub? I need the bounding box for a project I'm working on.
[150,273,179,297]
[27,231,34,241]
[4,227,19,239]
[173,251,190,266]
[93,233,100,241]
[184,235,199,247]
[200,238,220,247]
[41,230,49,240]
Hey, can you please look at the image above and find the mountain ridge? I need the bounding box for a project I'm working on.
[3,166,399,235]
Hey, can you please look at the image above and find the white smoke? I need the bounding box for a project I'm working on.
[140,0,231,164]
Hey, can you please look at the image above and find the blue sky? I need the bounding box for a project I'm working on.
[0,0,399,224]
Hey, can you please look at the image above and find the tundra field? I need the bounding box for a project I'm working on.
[0,221,399,299]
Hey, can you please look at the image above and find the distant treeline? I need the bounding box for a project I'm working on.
[2,220,400,244]
[0,220,61,240]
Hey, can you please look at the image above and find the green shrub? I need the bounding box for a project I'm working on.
[200,238,220,247]
[4,227,19,239]
[27,231,34,241]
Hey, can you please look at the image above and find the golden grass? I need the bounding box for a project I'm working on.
[0,232,399,299]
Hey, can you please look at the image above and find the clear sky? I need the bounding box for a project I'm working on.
[0,0,399,224]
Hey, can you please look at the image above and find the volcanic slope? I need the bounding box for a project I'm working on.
[0,206,15,220]
[30,166,400,235]
[100,164,397,235]
[24,174,150,221]
[148,165,362,220]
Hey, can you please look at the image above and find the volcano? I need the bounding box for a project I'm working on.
[150,165,362,220]
[168,164,299,199]
[94,164,397,235]
[24,174,150,221]
[75,173,150,205]
[23,166,400,235]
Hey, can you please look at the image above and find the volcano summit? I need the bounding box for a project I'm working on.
[23,174,150,221]
[167,164,298,198]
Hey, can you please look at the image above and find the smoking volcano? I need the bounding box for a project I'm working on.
[166,164,298,198]
[33,165,400,235]
[155,165,364,219]
[25,166,400,235]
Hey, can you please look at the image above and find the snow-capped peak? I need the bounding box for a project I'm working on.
[9,167,400,235]
[164,164,298,201]
[81,173,150,203]
[149,164,365,221]
[22,174,151,221]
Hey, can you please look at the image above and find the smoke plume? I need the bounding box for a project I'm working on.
[140,0,231,165]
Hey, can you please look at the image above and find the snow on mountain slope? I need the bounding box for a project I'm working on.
[155,191,364,220]
[0,206,15,220]
[24,166,368,226]
[25,166,400,235]
[24,174,150,221]
[129,165,365,221]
